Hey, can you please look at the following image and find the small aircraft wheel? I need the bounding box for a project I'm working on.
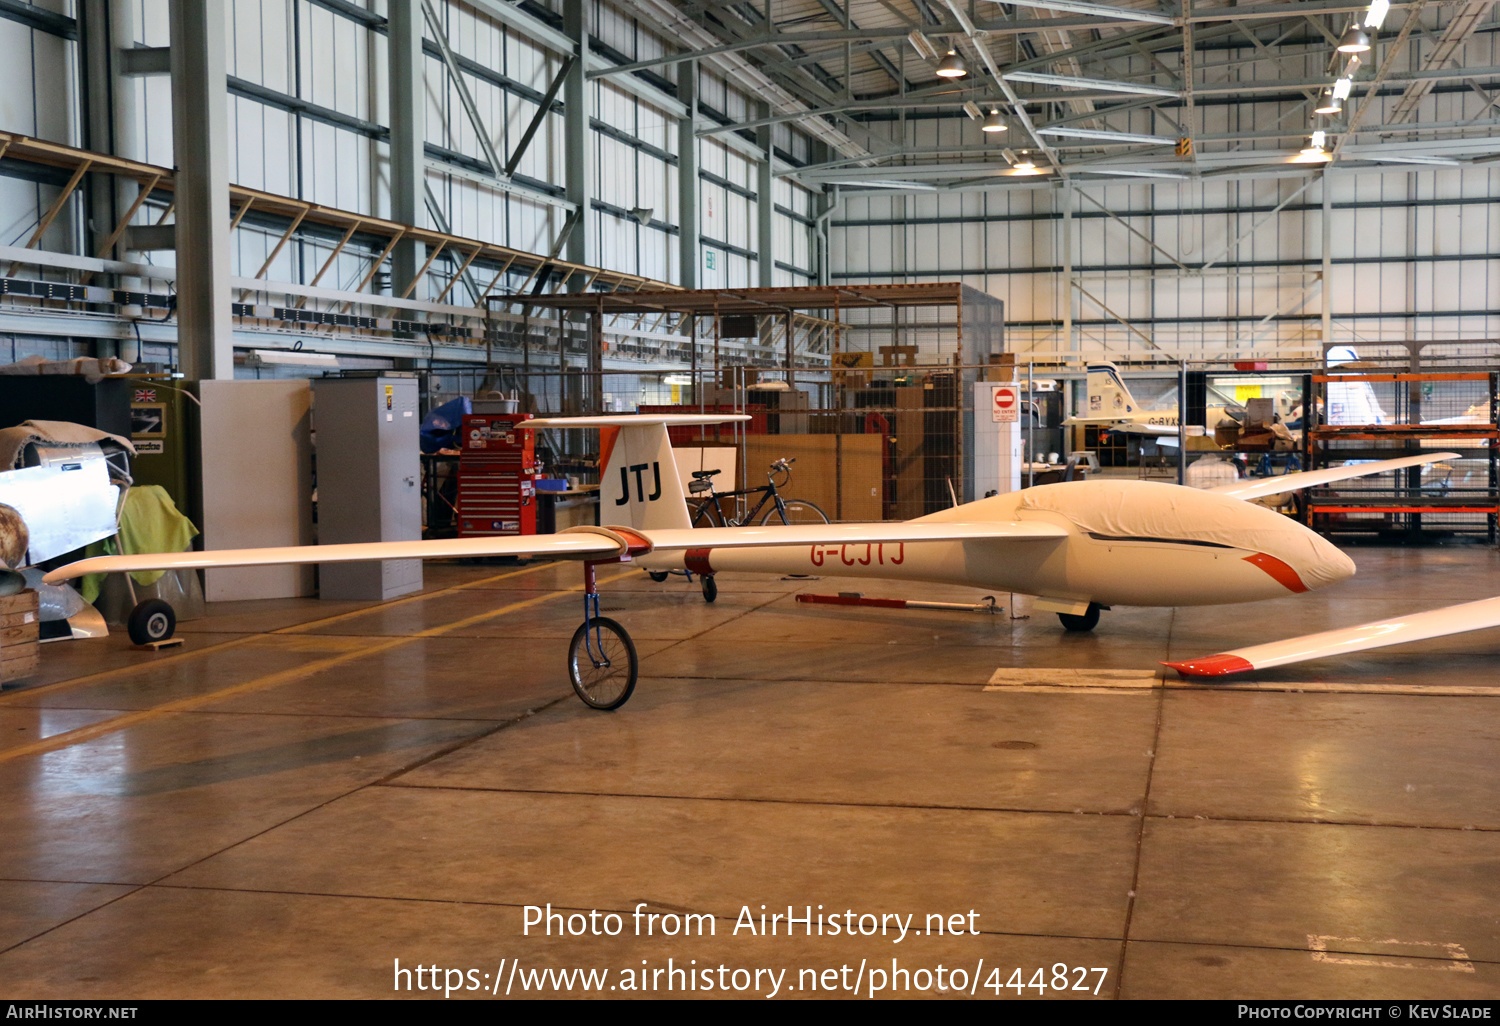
[647,571,670,582]
[701,574,718,603]
[1058,602,1101,632]
[567,616,638,710]
[127,599,176,645]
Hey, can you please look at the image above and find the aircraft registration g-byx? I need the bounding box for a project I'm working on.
[46,414,1497,710]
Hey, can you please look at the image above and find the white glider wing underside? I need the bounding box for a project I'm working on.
[44,520,1066,585]
[1164,596,1500,677]
[42,534,624,583]
[1208,452,1460,502]
[639,520,1066,551]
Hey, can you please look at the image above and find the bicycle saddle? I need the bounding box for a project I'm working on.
[690,469,721,479]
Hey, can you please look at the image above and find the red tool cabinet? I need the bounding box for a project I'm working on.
[457,413,537,537]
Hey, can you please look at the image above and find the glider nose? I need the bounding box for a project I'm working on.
[1299,532,1357,590]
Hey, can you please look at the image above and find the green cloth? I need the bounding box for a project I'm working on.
[80,486,198,603]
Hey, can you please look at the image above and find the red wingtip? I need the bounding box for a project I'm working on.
[1161,654,1256,678]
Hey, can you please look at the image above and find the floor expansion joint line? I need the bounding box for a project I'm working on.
[270,560,556,635]
[372,696,576,786]
[373,782,1151,817]
[0,570,636,765]
[0,882,152,960]
[1113,608,1173,999]
[0,563,560,707]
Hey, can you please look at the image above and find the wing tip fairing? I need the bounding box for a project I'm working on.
[1161,654,1256,678]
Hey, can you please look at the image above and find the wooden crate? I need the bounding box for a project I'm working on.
[741,434,883,522]
[0,589,40,683]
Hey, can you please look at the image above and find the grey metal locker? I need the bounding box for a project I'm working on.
[312,374,423,601]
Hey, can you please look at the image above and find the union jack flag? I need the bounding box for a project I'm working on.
[133,389,157,403]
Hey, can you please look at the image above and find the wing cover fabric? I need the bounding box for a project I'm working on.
[1208,452,1459,501]
[43,534,622,584]
[1164,595,1500,677]
[639,521,1068,552]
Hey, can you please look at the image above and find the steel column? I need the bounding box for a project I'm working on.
[678,60,699,289]
[169,0,232,380]
[757,102,774,287]
[389,0,426,300]
[563,0,591,272]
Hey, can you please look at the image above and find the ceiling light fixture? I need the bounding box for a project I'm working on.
[1010,151,1047,175]
[936,49,968,78]
[908,30,939,61]
[1332,77,1354,101]
[963,101,985,121]
[1037,126,1175,145]
[983,108,1008,132]
[1314,87,1343,115]
[1295,135,1332,162]
[1364,0,1391,30]
[1337,23,1372,53]
[1002,70,1180,98]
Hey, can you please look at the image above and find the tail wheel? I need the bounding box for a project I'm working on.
[762,499,830,526]
[701,574,718,603]
[647,571,669,582]
[127,599,176,645]
[567,616,638,710]
[1058,603,1102,632]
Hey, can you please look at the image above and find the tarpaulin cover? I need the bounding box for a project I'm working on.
[1015,479,1353,590]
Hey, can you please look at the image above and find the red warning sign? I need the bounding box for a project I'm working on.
[992,385,1019,423]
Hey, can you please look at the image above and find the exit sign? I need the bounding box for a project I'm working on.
[704,250,717,270]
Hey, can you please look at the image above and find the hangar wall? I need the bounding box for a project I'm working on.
[0,0,822,371]
[829,29,1500,361]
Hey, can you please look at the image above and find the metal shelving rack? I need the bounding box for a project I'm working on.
[1305,372,1499,543]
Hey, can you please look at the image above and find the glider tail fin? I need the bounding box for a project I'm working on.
[1086,361,1140,418]
[597,422,691,531]
[524,414,749,533]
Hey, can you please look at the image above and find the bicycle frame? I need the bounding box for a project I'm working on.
[693,464,790,526]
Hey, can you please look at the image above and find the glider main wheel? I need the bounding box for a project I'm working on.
[762,499,830,526]
[701,574,718,604]
[127,599,176,645]
[647,571,670,582]
[567,616,638,710]
[1058,602,1102,633]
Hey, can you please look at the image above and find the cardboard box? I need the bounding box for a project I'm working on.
[0,589,40,683]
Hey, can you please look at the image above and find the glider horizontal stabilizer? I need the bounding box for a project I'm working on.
[1164,595,1500,677]
[1209,452,1460,502]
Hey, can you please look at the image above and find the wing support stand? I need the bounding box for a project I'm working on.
[561,526,651,710]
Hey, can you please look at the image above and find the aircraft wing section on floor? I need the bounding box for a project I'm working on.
[638,521,1069,552]
[1164,595,1500,677]
[42,534,625,584]
[1207,452,1460,501]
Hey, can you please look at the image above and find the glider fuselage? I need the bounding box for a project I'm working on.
[639,479,1356,608]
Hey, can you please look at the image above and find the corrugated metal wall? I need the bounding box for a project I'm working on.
[831,30,1500,360]
[0,0,820,356]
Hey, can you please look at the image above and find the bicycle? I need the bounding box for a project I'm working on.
[647,457,829,602]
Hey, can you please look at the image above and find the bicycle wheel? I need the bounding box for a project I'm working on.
[567,617,638,710]
[691,500,724,529]
[761,499,830,526]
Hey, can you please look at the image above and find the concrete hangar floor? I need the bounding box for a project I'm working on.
[0,544,1497,1001]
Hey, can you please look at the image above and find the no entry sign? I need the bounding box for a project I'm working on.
[992,385,1019,423]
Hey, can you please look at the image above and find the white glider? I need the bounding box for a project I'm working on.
[42,412,1490,703]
